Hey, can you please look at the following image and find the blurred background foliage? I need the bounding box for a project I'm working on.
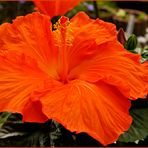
[0,0,148,147]
[0,1,34,23]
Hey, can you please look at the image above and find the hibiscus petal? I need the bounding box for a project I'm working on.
[0,12,58,79]
[23,100,48,123]
[33,0,80,18]
[39,79,132,145]
[71,12,117,37]
[68,12,117,70]
[0,52,61,122]
[69,41,148,100]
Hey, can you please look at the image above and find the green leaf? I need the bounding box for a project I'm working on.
[0,112,11,128]
[118,107,148,143]
[0,113,76,146]
[141,52,148,59]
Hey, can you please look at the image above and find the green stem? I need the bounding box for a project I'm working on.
[93,1,99,18]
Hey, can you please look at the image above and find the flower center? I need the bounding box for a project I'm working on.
[53,16,74,83]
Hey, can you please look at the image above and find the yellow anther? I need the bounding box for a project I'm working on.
[53,16,74,47]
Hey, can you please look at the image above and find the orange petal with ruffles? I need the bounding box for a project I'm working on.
[0,52,61,122]
[67,12,148,100]
[68,41,148,100]
[67,12,117,70]
[0,12,59,79]
[38,79,132,145]
[33,0,81,18]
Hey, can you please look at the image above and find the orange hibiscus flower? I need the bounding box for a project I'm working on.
[0,12,147,145]
[33,0,81,18]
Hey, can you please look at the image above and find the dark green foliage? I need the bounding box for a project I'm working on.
[0,114,63,146]
[0,113,102,146]
[0,2,34,24]
[141,47,148,61]
[118,97,148,144]
[0,112,11,128]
